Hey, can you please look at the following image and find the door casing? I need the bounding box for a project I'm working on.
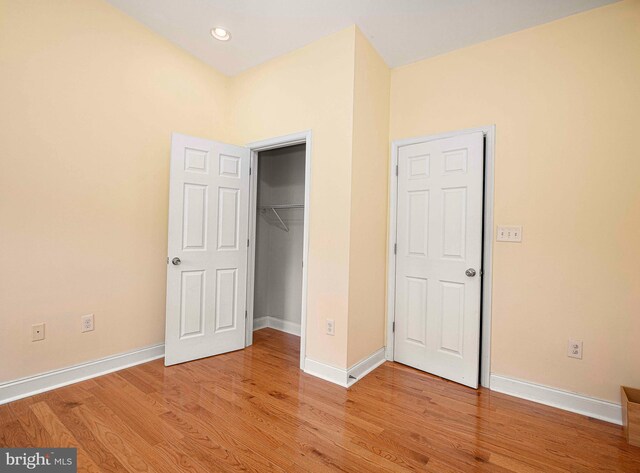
[245,131,312,370]
[386,125,495,388]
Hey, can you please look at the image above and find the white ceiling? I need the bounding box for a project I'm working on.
[105,0,617,76]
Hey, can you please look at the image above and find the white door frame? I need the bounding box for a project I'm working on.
[386,125,495,388]
[245,131,312,371]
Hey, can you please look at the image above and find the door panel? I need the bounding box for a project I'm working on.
[180,270,205,338]
[217,187,240,250]
[215,268,237,332]
[394,132,484,388]
[405,276,428,345]
[165,134,250,366]
[182,184,208,250]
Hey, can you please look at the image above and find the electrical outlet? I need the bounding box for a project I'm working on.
[568,339,583,359]
[326,319,335,336]
[32,323,45,342]
[496,225,523,242]
[81,314,94,333]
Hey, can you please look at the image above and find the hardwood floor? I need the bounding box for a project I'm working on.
[1,328,639,472]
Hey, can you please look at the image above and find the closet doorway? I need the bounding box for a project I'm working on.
[246,132,311,370]
[164,131,310,368]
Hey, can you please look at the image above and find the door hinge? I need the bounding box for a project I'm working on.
[245,310,247,319]
[392,321,395,333]
[247,239,250,247]
[395,164,398,176]
[249,167,252,175]
[394,243,397,255]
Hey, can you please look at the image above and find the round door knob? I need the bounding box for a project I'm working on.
[465,268,476,277]
[172,257,181,266]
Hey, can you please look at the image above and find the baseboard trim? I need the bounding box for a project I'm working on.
[347,348,386,386]
[253,316,301,336]
[304,347,386,388]
[303,358,348,387]
[253,316,269,330]
[0,344,165,406]
[490,374,622,425]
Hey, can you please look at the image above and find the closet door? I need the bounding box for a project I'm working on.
[165,133,250,366]
[394,132,484,388]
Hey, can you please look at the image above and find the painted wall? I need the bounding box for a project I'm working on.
[0,4,386,381]
[230,26,392,370]
[254,145,306,328]
[228,27,357,368]
[390,0,640,402]
[0,0,230,382]
[4,0,636,405]
[347,30,391,367]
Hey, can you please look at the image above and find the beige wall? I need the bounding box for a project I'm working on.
[3,0,637,405]
[0,3,386,380]
[0,0,230,382]
[347,29,390,367]
[228,27,358,368]
[390,0,640,402]
[228,27,391,369]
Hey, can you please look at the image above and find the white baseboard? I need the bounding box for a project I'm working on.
[253,316,269,330]
[0,344,165,406]
[304,347,386,388]
[268,317,301,336]
[347,347,386,386]
[303,358,349,387]
[490,374,622,425]
[253,315,301,336]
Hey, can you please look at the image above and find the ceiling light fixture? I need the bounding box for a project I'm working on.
[211,27,231,41]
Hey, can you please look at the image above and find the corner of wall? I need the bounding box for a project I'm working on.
[228,25,360,371]
[346,31,391,367]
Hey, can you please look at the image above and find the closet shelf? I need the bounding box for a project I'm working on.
[258,204,304,210]
[258,204,304,232]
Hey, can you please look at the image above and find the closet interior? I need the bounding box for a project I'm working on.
[253,144,306,338]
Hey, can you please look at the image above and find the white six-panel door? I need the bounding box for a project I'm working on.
[394,132,484,388]
[165,134,250,366]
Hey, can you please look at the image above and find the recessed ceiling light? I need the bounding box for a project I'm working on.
[211,27,231,41]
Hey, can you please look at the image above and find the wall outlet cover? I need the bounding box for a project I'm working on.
[326,318,335,336]
[81,314,95,333]
[567,339,583,359]
[32,323,45,342]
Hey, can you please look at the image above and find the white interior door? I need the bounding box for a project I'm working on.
[394,132,484,388]
[165,133,250,366]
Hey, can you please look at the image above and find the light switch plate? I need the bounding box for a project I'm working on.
[496,225,522,242]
